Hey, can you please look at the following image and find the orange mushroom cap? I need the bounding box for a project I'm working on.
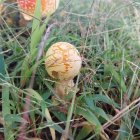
[45,42,82,81]
[17,0,59,20]
[45,42,82,98]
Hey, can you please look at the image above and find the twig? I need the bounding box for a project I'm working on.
[17,23,57,140]
[103,97,140,129]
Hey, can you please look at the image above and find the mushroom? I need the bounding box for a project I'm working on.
[17,0,60,20]
[45,42,82,99]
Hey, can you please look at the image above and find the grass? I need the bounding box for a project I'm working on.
[0,0,140,139]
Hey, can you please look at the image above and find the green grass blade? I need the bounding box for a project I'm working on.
[76,124,93,140]
[107,64,127,93]
[76,107,101,131]
[30,0,41,53]
[0,48,14,140]
[0,48,5,81]
[2,86,15,140]
[30,0,49,55]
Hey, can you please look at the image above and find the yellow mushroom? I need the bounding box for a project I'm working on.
[45,42,82,98]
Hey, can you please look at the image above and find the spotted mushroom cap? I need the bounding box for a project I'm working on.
[45,42,82,81]
[17,0,59,20]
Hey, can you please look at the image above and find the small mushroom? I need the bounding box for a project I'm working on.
[17,0,60,20]
[45,42,82,99]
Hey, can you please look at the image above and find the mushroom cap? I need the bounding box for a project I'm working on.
[17,0,59,20]
[45,42,82,81]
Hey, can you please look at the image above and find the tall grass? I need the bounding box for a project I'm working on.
[0,0,140,139]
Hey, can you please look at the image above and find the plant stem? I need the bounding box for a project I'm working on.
[61,75,80,140]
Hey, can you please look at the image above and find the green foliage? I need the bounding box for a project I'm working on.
[1,54,14,139]
[76,124,93,140]
[0,0,140,139]
[0,48,5,81]
[76,107,101,131]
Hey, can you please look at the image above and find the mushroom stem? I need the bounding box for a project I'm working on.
[55,79,74,99]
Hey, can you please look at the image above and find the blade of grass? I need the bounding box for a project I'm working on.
[0,48,14,140]
[61,75,80,140]
[107,63,126,93]
[2,86,15,140]
[30,0,41,53]
[30,0,49,55]
[26,88,56,140]
[76,123,93,140]
[0,48,5,81]
[103,97,140,129]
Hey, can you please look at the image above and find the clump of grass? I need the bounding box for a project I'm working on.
[0,0,140,140]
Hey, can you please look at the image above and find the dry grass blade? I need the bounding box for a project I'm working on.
[103,97,140,129]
